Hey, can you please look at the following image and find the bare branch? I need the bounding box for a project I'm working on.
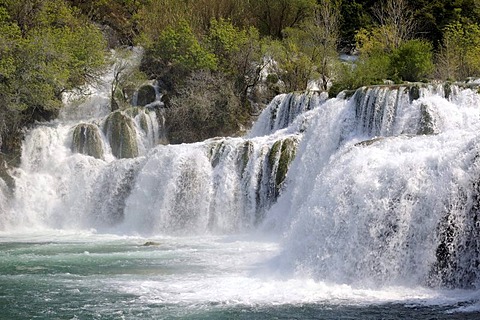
[372,0,416,49]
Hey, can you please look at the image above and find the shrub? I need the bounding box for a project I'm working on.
[150,20,217,72]
[436,21,480,80]
[390,39,434,82]
[166,71,248,143]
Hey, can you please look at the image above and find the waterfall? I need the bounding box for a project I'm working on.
[267,83,480,288]
[3,78,480,289]
[249,91,328,137]
[1,83,307,234]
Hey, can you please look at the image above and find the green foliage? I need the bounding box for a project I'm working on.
[110,48,147,110]
[3,0,480,149]
[411,0,480,47]
[0,0,107,155]
[67,0,144,46]
[390,39,434,82]
[0,7,21,80]
[266,35,316,92]
[331,38,433,95]
[267,16,340,91]
[436,21,480,80]
[355,26,396,55]
[141,16,263,110]
[150,20,217,73]
[330,53,391,96]
[262,0,341,91]
[206,19,248,73]
[339,0,373,49]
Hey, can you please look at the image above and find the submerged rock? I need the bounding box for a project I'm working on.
[142,241,160,246]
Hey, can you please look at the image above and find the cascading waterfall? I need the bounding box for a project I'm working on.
[0,77,307,234]
[249,90,328,137]
[267,83,480,289]
[2,76,480,295]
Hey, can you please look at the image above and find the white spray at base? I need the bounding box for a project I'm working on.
[2,76,480,290]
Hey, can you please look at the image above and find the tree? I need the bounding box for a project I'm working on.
[265,29,321,92]
[338,0,373,50]
[248,0,317,38]
[266,0,340,92]
[134,0,193,47]
[205,18,263,104]
[67,0,145,46]
[314,0,341,90]
[0,0,107,156]
[142,20,217,91]
[166,71,245,143]
[372,0,416,50]
[436,21,480,80]
[110,48,146,111]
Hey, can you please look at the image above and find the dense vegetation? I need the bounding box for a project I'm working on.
[1,0,480,151]
[0,0,106,163]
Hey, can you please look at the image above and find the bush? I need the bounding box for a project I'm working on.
[390,39,434,82]
[331,38,433,95]
[150,20,217,73]
[329,52,391,95]
[166,71,248,143]
[436,21,480,80]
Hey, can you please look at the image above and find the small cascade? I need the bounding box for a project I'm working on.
[120,135,300,235]
[4,113,301,235]
[0,178,8,225]
[89,158,145,228]
[350,83,480,140]
[249,91,328,137]
[125,106,164,150]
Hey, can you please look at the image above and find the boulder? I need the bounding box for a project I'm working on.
[136,85,156,107]
[72,123,104,159]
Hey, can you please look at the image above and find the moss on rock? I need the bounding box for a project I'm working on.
[104,111,139,159]
[409,85,420,102]
[72,123,105,159]
[267,137,298,195]
[136,85,156,106]
[238,141,254,174]
[418,104,436,135]
[275,138,297,189]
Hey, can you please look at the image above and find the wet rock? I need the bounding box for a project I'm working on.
[104,111,139,159]
[72,123,104,159]
[136,85,156,107]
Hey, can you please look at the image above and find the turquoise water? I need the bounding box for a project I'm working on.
[1,232,480,319]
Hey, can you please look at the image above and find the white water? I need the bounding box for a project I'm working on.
[2,77,480,315]
[266,84,480,289]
